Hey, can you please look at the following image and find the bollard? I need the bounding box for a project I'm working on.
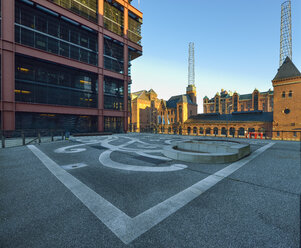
[22,132,25,146]
[38,132,41,143]
[51,131,54,142]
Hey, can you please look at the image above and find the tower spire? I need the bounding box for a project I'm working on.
[188,42,195,86]
[280,0,292,67]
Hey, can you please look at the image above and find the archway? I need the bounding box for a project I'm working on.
[238,127,245,136]
[213,127,218,135]
[199,127,204,135]
[193,127,197,135]
[206,127,211,135]
[221,127,227,135]
[229,127,235,137]
[187,127,191,135]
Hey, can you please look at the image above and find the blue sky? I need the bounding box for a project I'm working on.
[130,0,301,112]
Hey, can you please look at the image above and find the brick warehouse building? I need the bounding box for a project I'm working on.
[0,0,142,133]
[203,88,274,114]
[130,84,197,133]
[182,57,301,141]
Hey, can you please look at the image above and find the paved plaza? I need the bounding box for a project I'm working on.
[0,133,300,248]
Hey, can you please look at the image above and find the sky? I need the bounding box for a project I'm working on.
[129,0,301,113]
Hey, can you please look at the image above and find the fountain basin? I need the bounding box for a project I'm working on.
[163,139,250,164]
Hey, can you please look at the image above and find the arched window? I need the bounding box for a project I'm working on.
[187,127,191,135]
[213,127,218,135]
[206,127,211,135]
[229,127,235,136]
[248,128,255,133]
[193,127,197,134]
[288,90,292,97]
[282,91,285,98]
[238,127,245,136]
[221,127,227,135]
[199,127,204,134]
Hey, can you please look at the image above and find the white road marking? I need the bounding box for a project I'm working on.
[54,141,101,153]
[99,150,185,172]
[61,163,88,170]
[27,142,274,244]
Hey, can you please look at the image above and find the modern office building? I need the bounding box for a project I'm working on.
[0,0,142,133]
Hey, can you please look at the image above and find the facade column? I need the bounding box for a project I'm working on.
[97,1,104,132]
[98,74,104,132]
[1,0,15,131]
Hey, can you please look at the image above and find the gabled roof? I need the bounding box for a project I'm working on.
[166,94,195,108]
[185,111,273,123]
[273,57,301,81]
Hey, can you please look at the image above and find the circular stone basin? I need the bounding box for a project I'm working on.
[163,139,250,164]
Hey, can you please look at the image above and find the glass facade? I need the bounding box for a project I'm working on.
[104,37,124,73]
[128,11,142,45]
[49,0,97,23]
[104,1,124,36]
[128,47,142,76]
[104,76,124,110]
[16,112,97,133]
[15,55,98,108]
[104,116,123,133]
[15,0,98,66]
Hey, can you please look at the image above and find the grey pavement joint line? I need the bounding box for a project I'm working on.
[27,142,274,244]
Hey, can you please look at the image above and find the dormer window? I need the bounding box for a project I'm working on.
[282,91,285,98]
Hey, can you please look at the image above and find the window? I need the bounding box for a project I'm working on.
[104,38,124,73]
[293,131,297,137]
[288,90,292,97]
[104,1,124,36]
[221,127,227,135]
[48,0,97,23]
[187,127,191,134]
[277,131,280,137]
[213,127,218,135]
[15,55,98,108]
[233,95,238,112]
[254,92,258,111]
[15,1,98,65]
[103,76,124,110]
[282,91,285,98]
[199,127,204,134]
[215,97,219,113]
[16,112,97,133]
[284,108,290,114]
